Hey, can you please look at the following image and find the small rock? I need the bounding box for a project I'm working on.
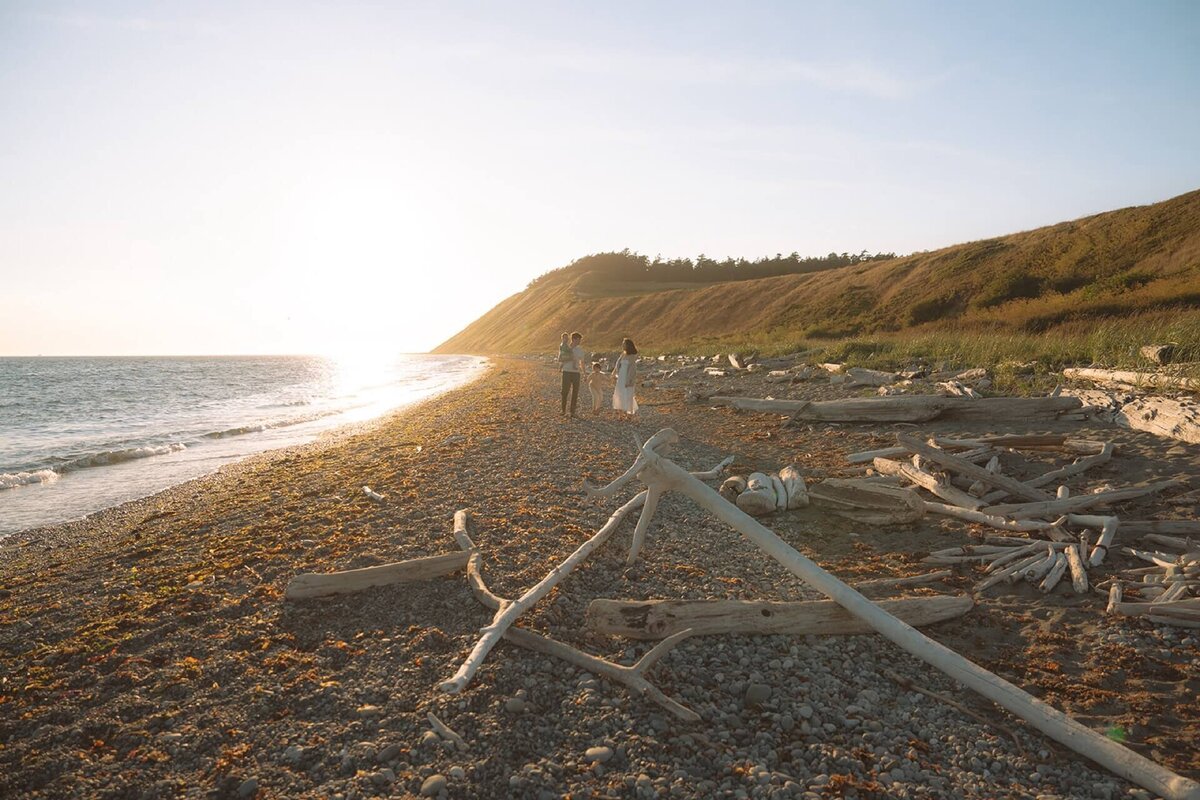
[376,743,402,763]
[420,774,447,796]
[585,746,614,764]
[797,705,814,719]
[448,766,466,780]
[504,697,527,714]
[355,704,382,717]
[744,684,772,707]
[236,779,259,798]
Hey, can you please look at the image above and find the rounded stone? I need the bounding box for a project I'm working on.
[420,774,448,796]
[585,746,614,764]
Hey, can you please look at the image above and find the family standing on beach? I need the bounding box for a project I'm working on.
[558,332,638,418]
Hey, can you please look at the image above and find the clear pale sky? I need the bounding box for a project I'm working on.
[2,1,1198,356]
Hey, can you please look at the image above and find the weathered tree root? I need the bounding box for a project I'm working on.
[450,510,699,721]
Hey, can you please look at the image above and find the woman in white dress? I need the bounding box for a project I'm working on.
[613,338,639,416]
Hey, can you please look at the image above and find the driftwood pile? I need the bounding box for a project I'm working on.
[280,429,1200,800]
[830,433,1195,606]
[1105,533,1200,629]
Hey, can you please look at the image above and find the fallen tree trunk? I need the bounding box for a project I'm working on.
[984,480,1183,519]
[285,551,469,600]
[586,595,973,639]
[711,395,1085,423]
[1064,367,1200,392]
[1114,397,1200,445]
[633,431,1200,800]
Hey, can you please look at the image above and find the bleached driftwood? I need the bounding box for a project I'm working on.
[1071,514,1120,566]
[450,510,700,721]
[808,479,924,524]
[362,486,386,502]
[712,395,1081,423]
[427,712,468,750]
[974,554,1046,593]
[854,569,953,590]
[1107,582,1123,615]
[582,429,677,499]
[1040,552,1069,593]
[736,472,778,517]
[1122,520,1200,536]
[1114,396,1200,445]
[586,595,973,639]
[1065,544,1089,593]
[719,475,746,502]
[625,431,1200,800]
[897,434,1052,503]
[1064,367,1200,392]
[779,465,809,509]
[285,551,469,600]
[770,474,788,512]
[439,492,649,694]
[627,487,662,565]
[985,480,1182,520]
[922,502,1055,532]
[846,367,898,386]
[874,457,985,510]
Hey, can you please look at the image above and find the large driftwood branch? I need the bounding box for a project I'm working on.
[582,429,677,498]
[631,430,1200,800]
[441,451,734,694]
[922,502,1056,532]
[1064,367,1200,392]
[450,511,699,721]
[285,551,469,600]
[585,595,972,639]
[439,492,648,693]
[897,434,1052,503]
[985,480,1183,520]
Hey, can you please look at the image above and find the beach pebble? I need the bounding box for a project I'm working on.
[448,766,466,780]
[504,697,527,714]
[376,743,402,763]
[585,746,614,764]
[282,745,303,765]
[236,778,259,798]
[744,684,772,707]
[420,774,447,796]
[355,704,382,717]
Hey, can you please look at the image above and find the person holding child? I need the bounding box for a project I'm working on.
[612,337,639,416]
[559,331,585,418]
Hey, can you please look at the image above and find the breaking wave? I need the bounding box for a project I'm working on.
[58,443,188,472]
[0,469,61,491]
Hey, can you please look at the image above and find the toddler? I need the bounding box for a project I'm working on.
[586,362,609,414]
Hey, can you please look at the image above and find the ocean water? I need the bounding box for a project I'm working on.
[0,354,485,537]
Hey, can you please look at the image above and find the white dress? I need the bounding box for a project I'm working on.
[613,355,638,414]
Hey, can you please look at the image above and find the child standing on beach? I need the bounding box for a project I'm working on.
[586,362,608,414]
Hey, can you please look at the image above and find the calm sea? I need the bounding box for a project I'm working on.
[0,354,485,537]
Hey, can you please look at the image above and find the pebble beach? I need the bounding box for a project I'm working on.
[1,357,1197,800]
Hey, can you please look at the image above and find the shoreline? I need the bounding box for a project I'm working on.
[1,356,1196,799]
[0,356,490,547]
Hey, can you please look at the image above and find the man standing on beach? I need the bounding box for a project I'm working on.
[560,331,585,418]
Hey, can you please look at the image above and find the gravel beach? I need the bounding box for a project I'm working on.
[1,357,1197,799]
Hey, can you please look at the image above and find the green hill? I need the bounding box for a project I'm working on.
[435,189,1200,358]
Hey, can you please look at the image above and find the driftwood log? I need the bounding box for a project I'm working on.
[711,395,1082,423]
[586,595,973,639]
[1064,367,1200,392]
[808,478,924,524]
[284,551,469,600]
[896,434,1052,503]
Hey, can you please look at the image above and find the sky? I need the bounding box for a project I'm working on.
[1,1,1198,356]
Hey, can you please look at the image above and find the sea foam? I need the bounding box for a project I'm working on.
[0,469,61,491]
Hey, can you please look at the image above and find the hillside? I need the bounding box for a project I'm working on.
[434,189,1200,355]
